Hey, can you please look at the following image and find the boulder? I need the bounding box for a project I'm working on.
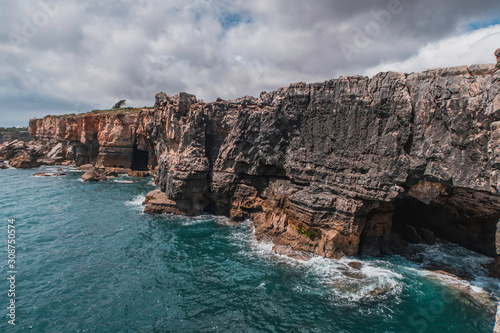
[9,151,40,169]
[77,164,93,171]
[33,172,66,177]
[104,168,118,177]
[47,142,64,160]
[103,167,131,175]
[143,188,182,214]
[128,170,150,177]
[37,157,56,166]
[81,168,107,182]
[0,162,9,169]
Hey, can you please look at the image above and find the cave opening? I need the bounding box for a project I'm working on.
[131,144,149,171]
[390,196,499,257]
[359,187,500,258]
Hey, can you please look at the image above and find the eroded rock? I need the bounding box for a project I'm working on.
[10,151,40,169]
[143,188,182,214]
[81,168,107,182]
[128,170,150,177]
[24,50,500,264]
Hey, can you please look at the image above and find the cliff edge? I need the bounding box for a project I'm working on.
[9,50,500,273]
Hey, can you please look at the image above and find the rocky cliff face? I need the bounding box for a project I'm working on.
[17,51,500,271]
[28,110,158,170]
[148,60,500,262]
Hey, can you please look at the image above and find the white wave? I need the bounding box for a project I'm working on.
[125,194,146,207]
[179,215,216,226]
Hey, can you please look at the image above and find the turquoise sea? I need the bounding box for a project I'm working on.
[0,166,498,332]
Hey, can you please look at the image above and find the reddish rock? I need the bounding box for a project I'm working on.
[347,262,363,270]
[143,188,182,214]
[101,168,117,177]
[37,157,56,165]
[128,170,150,177]
[77,164,93,171]
[81,168,107,182]
[9,151,40,169]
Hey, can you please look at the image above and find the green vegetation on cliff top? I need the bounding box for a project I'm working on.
[44,106,154,119]
[0,127,33,143]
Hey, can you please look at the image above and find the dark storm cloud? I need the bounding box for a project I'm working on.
[0,0,499,126]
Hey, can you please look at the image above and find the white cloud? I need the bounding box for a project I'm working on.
[365,25,500,76]
[0,0,500,126]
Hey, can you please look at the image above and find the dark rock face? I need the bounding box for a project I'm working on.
[20,51,500,268]
[145,60,500,262]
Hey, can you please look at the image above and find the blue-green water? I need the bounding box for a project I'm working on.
[0,166,499,332]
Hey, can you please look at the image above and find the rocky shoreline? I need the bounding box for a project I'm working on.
[2,50,500,330]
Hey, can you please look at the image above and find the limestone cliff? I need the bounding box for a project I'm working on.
[13,50,500,269]
[28,110,157,170]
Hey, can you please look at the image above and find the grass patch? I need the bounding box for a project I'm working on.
[291,223,322,240]
[46,107,154,119]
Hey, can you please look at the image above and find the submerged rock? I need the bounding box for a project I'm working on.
[426,270,497,312]
[33,172,66,177]
[272,245,313,261]
[368,286,393,298]
[347,262,363,270]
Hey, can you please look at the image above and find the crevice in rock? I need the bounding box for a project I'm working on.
[358,181,500,260]
[391,194,499,257]
[131,142,149,171]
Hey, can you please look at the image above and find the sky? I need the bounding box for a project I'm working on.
[1,0,500,127]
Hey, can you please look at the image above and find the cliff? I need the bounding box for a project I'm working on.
[11,50,500,271]
[145,61,500,262]
[28,110,157,170]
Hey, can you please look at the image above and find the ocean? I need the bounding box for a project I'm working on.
[0,166,498,332]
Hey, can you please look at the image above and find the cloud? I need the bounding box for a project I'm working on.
[365,25,500,76]
[0,0,499,126]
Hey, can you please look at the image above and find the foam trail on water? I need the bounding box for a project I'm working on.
[125,194,146,208]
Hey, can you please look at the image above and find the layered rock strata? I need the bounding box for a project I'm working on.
[9,50,500,276]
[27,110,158,170]
[146,57,500,264]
